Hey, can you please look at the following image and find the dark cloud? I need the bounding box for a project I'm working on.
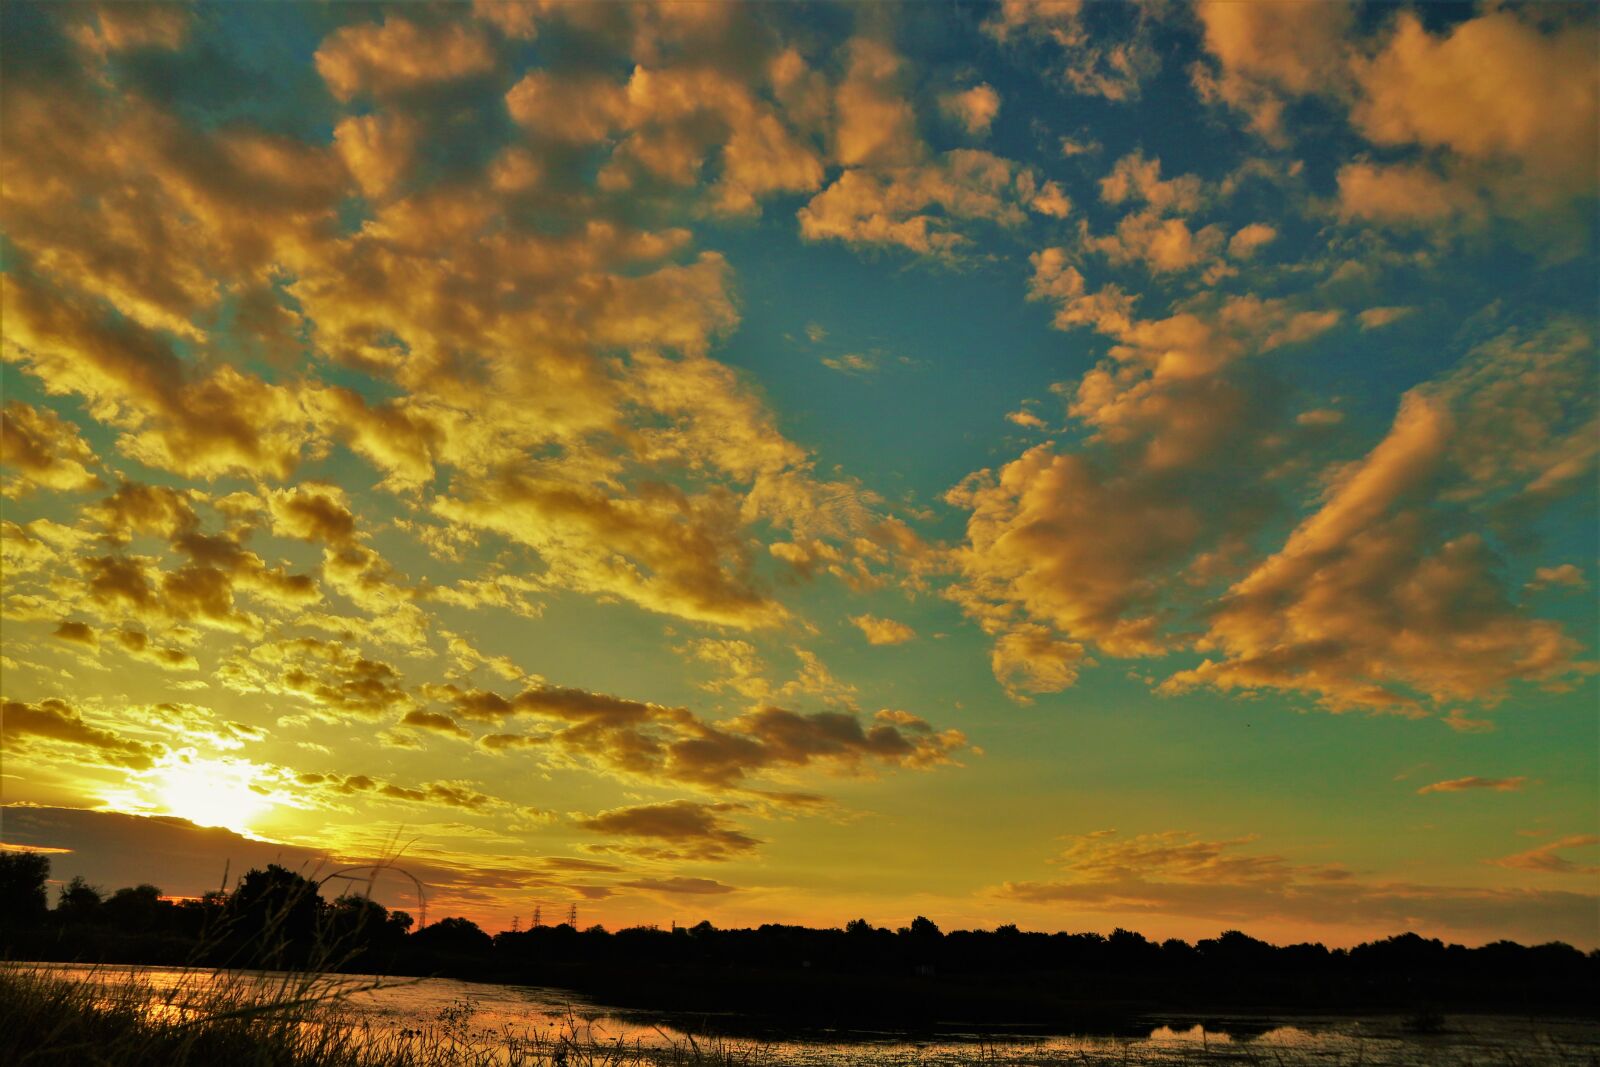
[399,710,472,740]
[2,698,165,769]
[466,683,969,793]
[574,799,760,861]
[51,620,96,646]
[0,805,327,898]
[619,876,738,896]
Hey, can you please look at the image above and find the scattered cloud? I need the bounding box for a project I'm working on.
[1488,835,1600,876]
[999,829,1599,943]
[938,84,1001,137]
[1527,564,1586,591]
[574,800,761,861]
[618,876,738,896]
[850,614,916,646]
[1417,777,1528,796]
[821,354,878,376]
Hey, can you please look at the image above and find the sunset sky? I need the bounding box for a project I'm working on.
[2,1,1596,948]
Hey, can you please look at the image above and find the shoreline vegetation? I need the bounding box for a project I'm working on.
[0,964,774,1066]
[3,851,1597,1064]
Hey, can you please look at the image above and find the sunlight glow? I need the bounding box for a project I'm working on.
[154,755,274,835]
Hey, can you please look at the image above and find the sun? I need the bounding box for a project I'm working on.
[155,755,275,835]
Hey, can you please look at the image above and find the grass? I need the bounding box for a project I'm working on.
[9,964,1600,1067]
[0,963,773,1066]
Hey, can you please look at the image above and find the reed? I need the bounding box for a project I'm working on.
[0,964,769,1066]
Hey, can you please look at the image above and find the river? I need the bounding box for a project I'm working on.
[23,963,1600,1065]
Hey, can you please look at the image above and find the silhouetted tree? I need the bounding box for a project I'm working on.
[226,865,325,965]
[0,851,50,926]
[0,851,49,921]
[328,894,388,937]
[412,916,492,958]
[102,884,166,932]
[57,876,103,919]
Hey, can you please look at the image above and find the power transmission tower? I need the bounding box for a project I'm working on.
[567,903,577,927]
[532,903,543,928]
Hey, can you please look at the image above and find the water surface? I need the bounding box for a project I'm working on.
[31,963,1600,1065]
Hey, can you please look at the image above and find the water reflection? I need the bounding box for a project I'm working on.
[25,964,1600,1066]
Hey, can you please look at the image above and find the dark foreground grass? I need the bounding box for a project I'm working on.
[8,964,1599,1066]
[0,965,769,1067]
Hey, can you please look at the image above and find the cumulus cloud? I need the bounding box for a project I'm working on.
[1081,153,1225,275]
[315,16,496,102]
[71,517,322,638]
[850,614,915,645]
[832,37,920,169]
[984,0,1159,102]
[434,470,780,630]
[945,290,1351,698]
[1196,2,1597,227]
[0,2,899,671]
[3,277,314,481]
[1336,161,1484,227]
[1098,151,1205,215]
[1087,212,1225,275]
[504,70,627,144]
[1,0,1594,936]
[1165,323,1597,716]
[1,402,100,497]
[1227,223,1277,260]
[107,627,198,671]
[1190,0,1354,140]
[1349,11,1598,205]
[218,637,411,720]
[938,84,1001,136]
[987,624,1087,702]
[799,150,1034,259]
[265,484,358,547]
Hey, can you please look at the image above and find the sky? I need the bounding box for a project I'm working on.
[1,0,1596,949]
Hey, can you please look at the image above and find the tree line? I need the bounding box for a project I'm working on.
[3,850,1595,1027]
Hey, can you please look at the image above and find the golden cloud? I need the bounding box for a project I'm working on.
[850,614,916,646]
[1,401,101,497]
[315,16,496,102]
[2,696,166,770]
